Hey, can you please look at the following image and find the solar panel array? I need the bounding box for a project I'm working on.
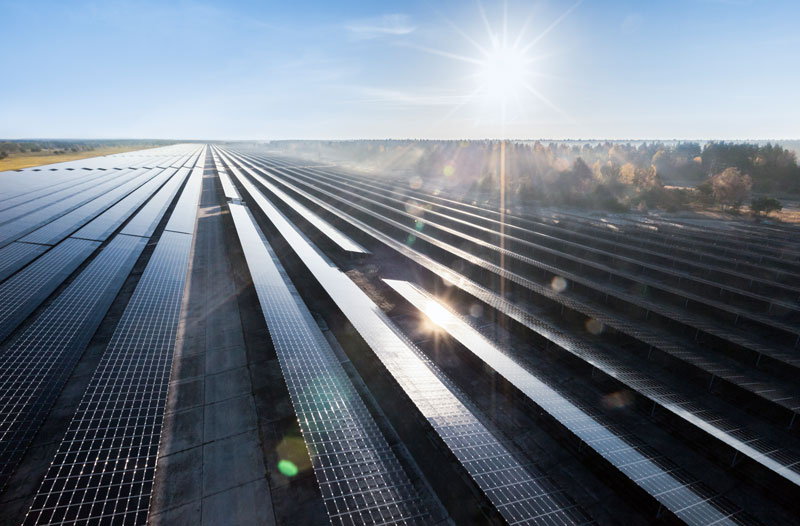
[226,159,596,526]
[228,202,436,525]
[0,144,204,525]
[220,146,800,524]
[218,148,369,255]
[2,140,798,525]
[227,150,800,492]
[384,279,748,526]
[0,234,148,488]
[266,162,800,416]
[21,155,202,524]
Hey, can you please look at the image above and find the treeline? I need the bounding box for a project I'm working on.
[267,140,800,213]
[0,140,176,159]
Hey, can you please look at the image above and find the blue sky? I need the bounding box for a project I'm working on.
[2,0,798,140]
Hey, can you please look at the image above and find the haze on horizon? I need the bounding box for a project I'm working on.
[2,0,799,141]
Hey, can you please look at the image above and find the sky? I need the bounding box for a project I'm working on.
[2,0,799,140]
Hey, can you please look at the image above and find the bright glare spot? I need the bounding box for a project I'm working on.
[551,276,567,293]
[424,300,450,328]
[414,219,425,231]
[442,164,455,177]
[478,44,529,104]
[277,459,298,477]
[409,176,423,189]
[585,318,604,335]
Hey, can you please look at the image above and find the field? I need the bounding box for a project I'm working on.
[0,145,162,171]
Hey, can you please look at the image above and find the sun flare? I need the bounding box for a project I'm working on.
[477,43,531,105]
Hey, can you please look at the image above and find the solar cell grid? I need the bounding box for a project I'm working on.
[72,167,180,242]
[228,201,434,525]
[0,237,101,344]
[0,242,50,283]
[262,154,800,291]
[22,231,193,526]
[0,168,141,227]
[0,233,147,489]
[121,168,192,238]
[163,166,204,235]
[0,170,118,215]
[0,169,154,249]
[264,159,800,314]
[266,163,800,411]
[19,167,166,246]
[226,163,595,526]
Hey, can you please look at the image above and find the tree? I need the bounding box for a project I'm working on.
[750,196,782,217]
[710,167,752,211]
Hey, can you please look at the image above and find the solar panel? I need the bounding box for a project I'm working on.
[163,166,204,236]
[268,158,800,314]
[121,168,192,238]
[0,242,49,283]
[209,148,241,201]
[19,168,167,246]
[260,155,800,296]
[72,168,180,242]
[0,237,101,344]
[218,148,369,255]
[228,201,435,525]
[22,229,194,526]
[0,168,141,227]
[0,170,116,215]
[384,279,751,526]
[226,162,594,526]
[0,168,151,249]
[0,233,147,489]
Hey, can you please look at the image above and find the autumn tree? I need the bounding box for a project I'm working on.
[710,167,752,211]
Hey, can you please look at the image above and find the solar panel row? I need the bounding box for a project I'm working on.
[19,168,168,246]
[217,149,369,255]
[0,169,154,249]
[266,154,800,293]
[228,201,436,525]
[262,159,800,318]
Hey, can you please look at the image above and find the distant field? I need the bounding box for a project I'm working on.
[0,145,158,171]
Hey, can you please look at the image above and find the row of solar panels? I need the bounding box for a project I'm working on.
[218,147,798,524]
[282,159,800,291]
[0,144,205,524]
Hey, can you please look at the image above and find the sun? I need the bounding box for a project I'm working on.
[415,1,580,129]
[477,43,531,105]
